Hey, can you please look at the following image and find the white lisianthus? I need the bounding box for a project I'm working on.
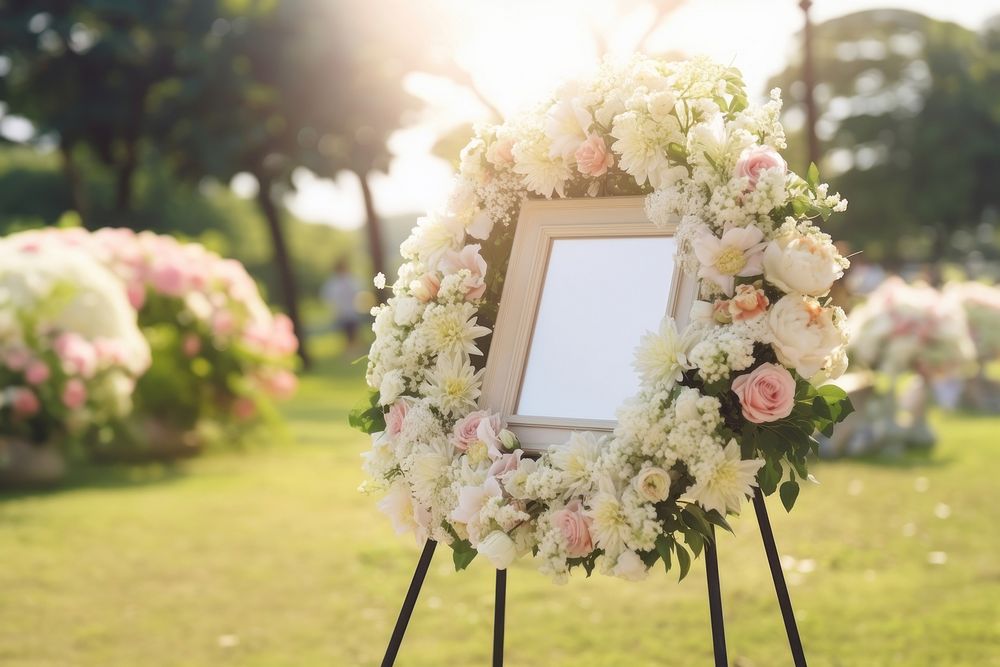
[477,530,518,570]
[420,351,485,417]
[632,466,672,503]
[768,294,848,379]
[763,223,847,297]
[692,226,767,296]
[611,549,650,581]
[544,94,592,159]
[633,317,689,391]
[686,440,763,515]
[467,210,494,240]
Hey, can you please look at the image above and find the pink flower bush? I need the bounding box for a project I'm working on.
[731,363,796,423]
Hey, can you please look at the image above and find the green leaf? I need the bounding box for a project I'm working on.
[779,480,800,512]
[451,539,478,571]
[806,161,820,187]
[681,505,713,539]
[675,544,692,581]
[684,529,705,558]
[704,510,735,535]
[757,458,782,495]
[655,534,673,573]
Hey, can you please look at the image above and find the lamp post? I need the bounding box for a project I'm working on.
[801,0,820,169]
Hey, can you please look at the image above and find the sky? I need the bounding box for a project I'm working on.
[269,0,998,229]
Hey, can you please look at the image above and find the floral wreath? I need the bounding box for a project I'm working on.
[352,56,853,583]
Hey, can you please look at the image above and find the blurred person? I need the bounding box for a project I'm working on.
[322,258,362,352]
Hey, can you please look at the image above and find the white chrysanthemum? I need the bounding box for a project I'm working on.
[548,431,604,497]
[512,132,573,198]
[686,440,763,515]
[421,351,484,417]
[419,302,491,357]
[400,212,465,264]
[586,483,630,560]
[634,317,689,391]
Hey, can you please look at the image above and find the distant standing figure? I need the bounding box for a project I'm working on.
[322,258,362,349]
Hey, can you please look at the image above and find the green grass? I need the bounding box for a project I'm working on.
[2,339,999,666]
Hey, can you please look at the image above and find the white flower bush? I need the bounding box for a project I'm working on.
[354,56,854,582]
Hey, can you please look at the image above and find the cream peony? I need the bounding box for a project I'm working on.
[768,294,848,379]
[763,228,846,297]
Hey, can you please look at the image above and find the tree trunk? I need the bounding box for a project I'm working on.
[800,0,820,170]
[357,169,388,302]
[255,174,311,369]
[60,142,89,228]
[115,138,138,215]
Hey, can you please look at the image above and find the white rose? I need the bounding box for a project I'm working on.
[632,466,672,502]
[378,369,405,406]
[768,294,848,379]
[477,530,517,570]
[646,91,676,120]
[763,232,845,297]
[611,550,649,581]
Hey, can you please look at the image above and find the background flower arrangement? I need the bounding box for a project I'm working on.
[0,241,150,476]
[0,228,298,464]
[352,55,854,582]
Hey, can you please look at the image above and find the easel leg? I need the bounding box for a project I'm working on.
[381,539,437,667]
[752,488,808,667]
[493,569,507,667]
[704,526,729,667]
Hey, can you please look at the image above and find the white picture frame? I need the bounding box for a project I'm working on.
[479,196,698,453]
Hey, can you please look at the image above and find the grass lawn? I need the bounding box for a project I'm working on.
[1,338,999,666]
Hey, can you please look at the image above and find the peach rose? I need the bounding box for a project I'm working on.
[726,284,769,321]
[735,145,787,189]
[574,133,614,177]
[551,499,594,558]
[409,272,441,302]
[386,399,410,437]
[731,363,796,424]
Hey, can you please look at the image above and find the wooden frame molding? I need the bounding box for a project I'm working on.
[479,196,697,453]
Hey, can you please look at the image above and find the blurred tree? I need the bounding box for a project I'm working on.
[770,10,1000,264]
[155,1,417,364]
[0,1,217,224]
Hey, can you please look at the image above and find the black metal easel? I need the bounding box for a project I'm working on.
[380,489,806,666]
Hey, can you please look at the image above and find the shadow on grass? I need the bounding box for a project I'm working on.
[0,460,189,502]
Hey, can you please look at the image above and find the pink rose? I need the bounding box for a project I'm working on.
[735,145,787,189]
[55,333,98,378]
[61,378,88,410]
[551,499,593,558]
[574,133,614,177]
[25,360,50,386]
[726,284,769,321]
[386,399,410,437]
[3,347,30,372]
[439,245,487,302]
[731,363,796,424]
[12,388,40,417]
[450,410,501,453]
